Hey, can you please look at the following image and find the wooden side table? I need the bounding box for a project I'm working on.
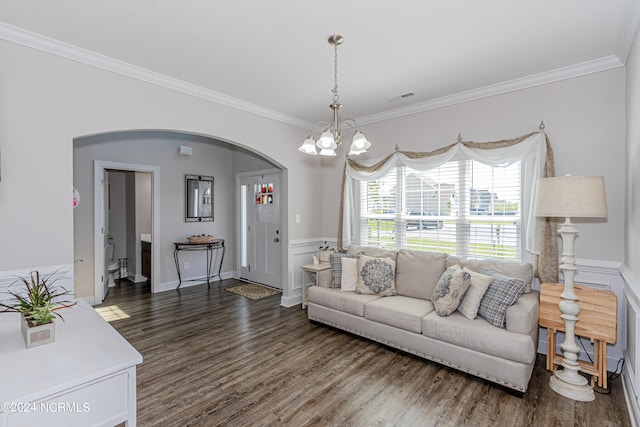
[539,282,617,389]
[300,263,331,309]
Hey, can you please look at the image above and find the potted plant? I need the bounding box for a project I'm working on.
[318,241,335,264]
[0,270,74,348]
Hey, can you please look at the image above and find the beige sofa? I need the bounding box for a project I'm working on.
[307,245,540,393]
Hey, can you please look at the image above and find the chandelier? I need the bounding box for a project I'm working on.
[298,35,371,157]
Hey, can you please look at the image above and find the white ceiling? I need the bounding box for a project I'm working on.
[0,1,637,127]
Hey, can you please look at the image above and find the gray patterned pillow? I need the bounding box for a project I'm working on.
[432,265,471,316]
[477,269,526,328]
[356,256,397,296]
[329,253,361,288]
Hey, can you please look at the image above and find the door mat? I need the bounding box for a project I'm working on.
[225,283,281,300]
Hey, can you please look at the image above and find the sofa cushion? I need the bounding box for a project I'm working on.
[457,268,492,320]
[446,255,533,293]
[477,271,526,328]
[395,249,447,300]
[307,286,380,317]
[329,253,361,288]
[347,245,397,260]
[421,311,536,364]
[364,296,435,333]
[356,256,397,296]
[340,257,359,292]
[432,265,471,316]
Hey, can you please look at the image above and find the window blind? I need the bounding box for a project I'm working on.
[359,156,521,260]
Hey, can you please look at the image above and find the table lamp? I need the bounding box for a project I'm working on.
[534,174,607,401]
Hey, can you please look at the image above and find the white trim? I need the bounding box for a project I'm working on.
[0,22,626,129]
[0,264,74,303]
[0,22,311,130]
[623,363,640,427]
[620,263,640,426]
[94,160,160,304]
[356,56,624,125]
[153,270,236,293]
[288,237,338,249]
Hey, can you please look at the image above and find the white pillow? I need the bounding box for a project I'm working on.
[340,257,359,292]
[457,268,492,319]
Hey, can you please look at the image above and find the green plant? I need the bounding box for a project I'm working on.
[0,270,74,326]
[319,241,333,251]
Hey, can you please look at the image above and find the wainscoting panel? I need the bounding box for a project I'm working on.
[621,264,640,427]
[0,264,74,304]
[283,238,337,307]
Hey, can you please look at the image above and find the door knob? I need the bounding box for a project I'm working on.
[274,238,280,243]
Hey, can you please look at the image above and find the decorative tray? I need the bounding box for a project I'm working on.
[187,235,214,244]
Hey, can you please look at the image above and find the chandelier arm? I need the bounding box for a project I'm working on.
[341,118,358,131]
[311,121,330,137]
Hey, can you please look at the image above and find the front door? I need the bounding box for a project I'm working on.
[239,172,282,289]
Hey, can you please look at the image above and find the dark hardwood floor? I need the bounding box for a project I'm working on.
[97,279,631,427]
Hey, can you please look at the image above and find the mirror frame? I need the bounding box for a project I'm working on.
[185,174,214,222]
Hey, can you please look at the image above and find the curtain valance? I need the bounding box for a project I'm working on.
[338,131,558,283]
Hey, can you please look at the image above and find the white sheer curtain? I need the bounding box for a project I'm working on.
[341,132,547,255]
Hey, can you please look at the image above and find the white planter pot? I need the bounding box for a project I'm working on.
[21,315,55,348]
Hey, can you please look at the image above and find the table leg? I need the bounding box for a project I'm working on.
[301,270,307,309]
[546,328,554,371]
[601,340,608,389]
[206,246,214,288]
[174,249,183,289]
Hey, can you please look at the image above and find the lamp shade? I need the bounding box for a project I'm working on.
[349,131,371,155]
[298,136,318,154]
[535,175,608,218]
[316,130,337,150]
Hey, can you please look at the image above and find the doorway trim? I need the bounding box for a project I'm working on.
[94,160,160,303]
[235,168,283,288]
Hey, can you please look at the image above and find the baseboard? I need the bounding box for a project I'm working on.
[76,296,97,306]
[154,270,234,293]
[623,361,640,427]
[281,294,301,308]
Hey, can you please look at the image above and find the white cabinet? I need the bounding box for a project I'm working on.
[0,301,142,426]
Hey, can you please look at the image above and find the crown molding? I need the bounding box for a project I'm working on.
[0,22,628,131]
[356,55,624,126]
[0,22,313,130]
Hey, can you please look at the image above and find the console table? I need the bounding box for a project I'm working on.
[0,300,142,426]
[174,239,225,289]
[539,282,617,389]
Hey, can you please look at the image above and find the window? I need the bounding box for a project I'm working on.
[359,157,522,260]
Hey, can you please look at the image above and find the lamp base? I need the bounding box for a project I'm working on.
[549,371,595,402]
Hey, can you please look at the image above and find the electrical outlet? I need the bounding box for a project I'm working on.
[183,262,190,270]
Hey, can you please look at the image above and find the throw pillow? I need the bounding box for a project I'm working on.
[340,257,359,292]
[477,269,526,328]
[329,253,360,288]
[356,256,397,296]
[432,265,471,316]
[457,268,492,320]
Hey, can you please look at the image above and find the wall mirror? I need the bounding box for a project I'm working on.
[185,174,214,222]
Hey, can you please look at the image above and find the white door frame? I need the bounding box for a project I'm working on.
[94,160,160,303]
[235,168,283,286]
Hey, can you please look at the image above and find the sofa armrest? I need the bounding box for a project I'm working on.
[316,268,332,288]
[505,290,539,335]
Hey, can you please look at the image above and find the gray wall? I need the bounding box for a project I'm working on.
[320,68,627,265]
